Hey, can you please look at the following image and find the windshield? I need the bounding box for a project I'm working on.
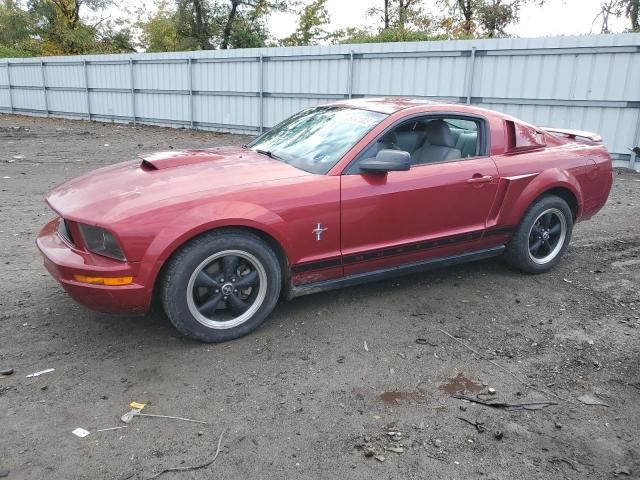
[247,106,387,174]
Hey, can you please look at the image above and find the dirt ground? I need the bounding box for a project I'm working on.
[0,114,638,480]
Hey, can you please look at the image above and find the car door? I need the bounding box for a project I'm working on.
[340,114,500,277]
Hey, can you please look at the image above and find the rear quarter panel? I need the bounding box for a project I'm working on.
[490,143,611,228]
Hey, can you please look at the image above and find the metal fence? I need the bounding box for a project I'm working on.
[1,33,639,170]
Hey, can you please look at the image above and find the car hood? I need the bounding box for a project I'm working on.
[46,146,309,223]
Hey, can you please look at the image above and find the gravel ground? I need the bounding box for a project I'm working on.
[0,114,638,480]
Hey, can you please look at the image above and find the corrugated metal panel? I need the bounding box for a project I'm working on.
[1,33,638,170]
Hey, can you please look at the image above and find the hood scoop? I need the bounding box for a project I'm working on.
[139,149,224,170]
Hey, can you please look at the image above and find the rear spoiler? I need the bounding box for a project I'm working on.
[542,127,602,142]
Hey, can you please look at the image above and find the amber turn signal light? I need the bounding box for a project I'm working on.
[73,275,133,286]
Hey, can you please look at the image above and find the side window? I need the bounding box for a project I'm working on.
[347,115,485,174]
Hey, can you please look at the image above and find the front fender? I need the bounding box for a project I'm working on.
[136,200,289,293]
[496,167,584,227]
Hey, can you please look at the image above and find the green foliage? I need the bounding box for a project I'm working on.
[1,0,637,58]
[222,0,271,48]
[0,0,137,56]
[331,26,447,44]
[174,0,216,50]
[281,0,330,46]
[437,0,544,38]
[331,0,446,44]
[0,0,40,55]
[137,0,180,52]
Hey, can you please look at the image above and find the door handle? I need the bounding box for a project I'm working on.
[467,175,494,184]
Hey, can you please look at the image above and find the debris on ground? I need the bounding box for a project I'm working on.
[120,401,146,423]
[458,417,485,432]
[357,426,406,460]
[379,391,428,405]
[72,427,90,438]
[26,368,54,378]
[549,457,577,471]
[147,430,224,479]
[96,426,128,433]
[487,387,496,395]
[0,467,9,478]
[577,393,610,407]
[121,401,208,425]
[386,446,404,453]
[452,394,557,411]
[439,373,483,395]
[494,430,504,440]
[364,341,369,352]
[437,329,567,402]
[614,466,631,476]
[0,368,14,377]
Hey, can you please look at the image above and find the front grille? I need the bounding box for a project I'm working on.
[57,218,74,245]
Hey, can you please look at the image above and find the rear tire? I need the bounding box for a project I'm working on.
[504,195,573,274]
[161,230,281,342]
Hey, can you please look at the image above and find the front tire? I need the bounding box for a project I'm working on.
[504,195,573,274]
[160,231,281,342]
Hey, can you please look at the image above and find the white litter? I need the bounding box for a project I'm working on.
[364,341,369,352]
[26,368,55,378]
[121,412,208,425]
[72,427,90,438]
[96,426,128,432]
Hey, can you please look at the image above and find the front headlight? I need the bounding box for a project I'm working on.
[78,223,126,261]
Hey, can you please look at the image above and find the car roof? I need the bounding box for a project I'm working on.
[328,97,508,121]
[328,97,459,114]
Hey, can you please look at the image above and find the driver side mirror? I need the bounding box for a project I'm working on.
[359,149,411,173]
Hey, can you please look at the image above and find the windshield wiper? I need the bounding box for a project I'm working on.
[253,148,285,162]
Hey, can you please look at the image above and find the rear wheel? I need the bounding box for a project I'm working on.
[161,231,281,342]
[504,195,573,273]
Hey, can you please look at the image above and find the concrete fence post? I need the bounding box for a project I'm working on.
[465,46,477,105]
[82,60,91,120]
[259,54,264,134]
[188,58,194,128]
[6,62,13,113]
[40,60,49,117]
[347,50,354,99]
[129,59,136,125]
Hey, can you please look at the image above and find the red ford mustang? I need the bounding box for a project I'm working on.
[37,98,613,342]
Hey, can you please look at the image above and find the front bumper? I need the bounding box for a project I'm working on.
[36,219,152,314]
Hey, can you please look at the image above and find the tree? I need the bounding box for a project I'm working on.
[456,0,475,36]
[0,0,40,56]
[1,0,136,55]
[438,0,543,38]
[330,26,446,44]
[138,0,179,52]
[628,0,639,30]
[175,0,215,50]
[281,0,330,46]
[342,0,439,43]
[367,0,391,29]
[477,0,519,37]
[218,0,284,49]
[594,0,639,32]
[366,0,433,31]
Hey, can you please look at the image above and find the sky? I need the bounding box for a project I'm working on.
[119,0,631,41]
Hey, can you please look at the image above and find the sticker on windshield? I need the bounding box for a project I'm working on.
[313,152,331,163]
